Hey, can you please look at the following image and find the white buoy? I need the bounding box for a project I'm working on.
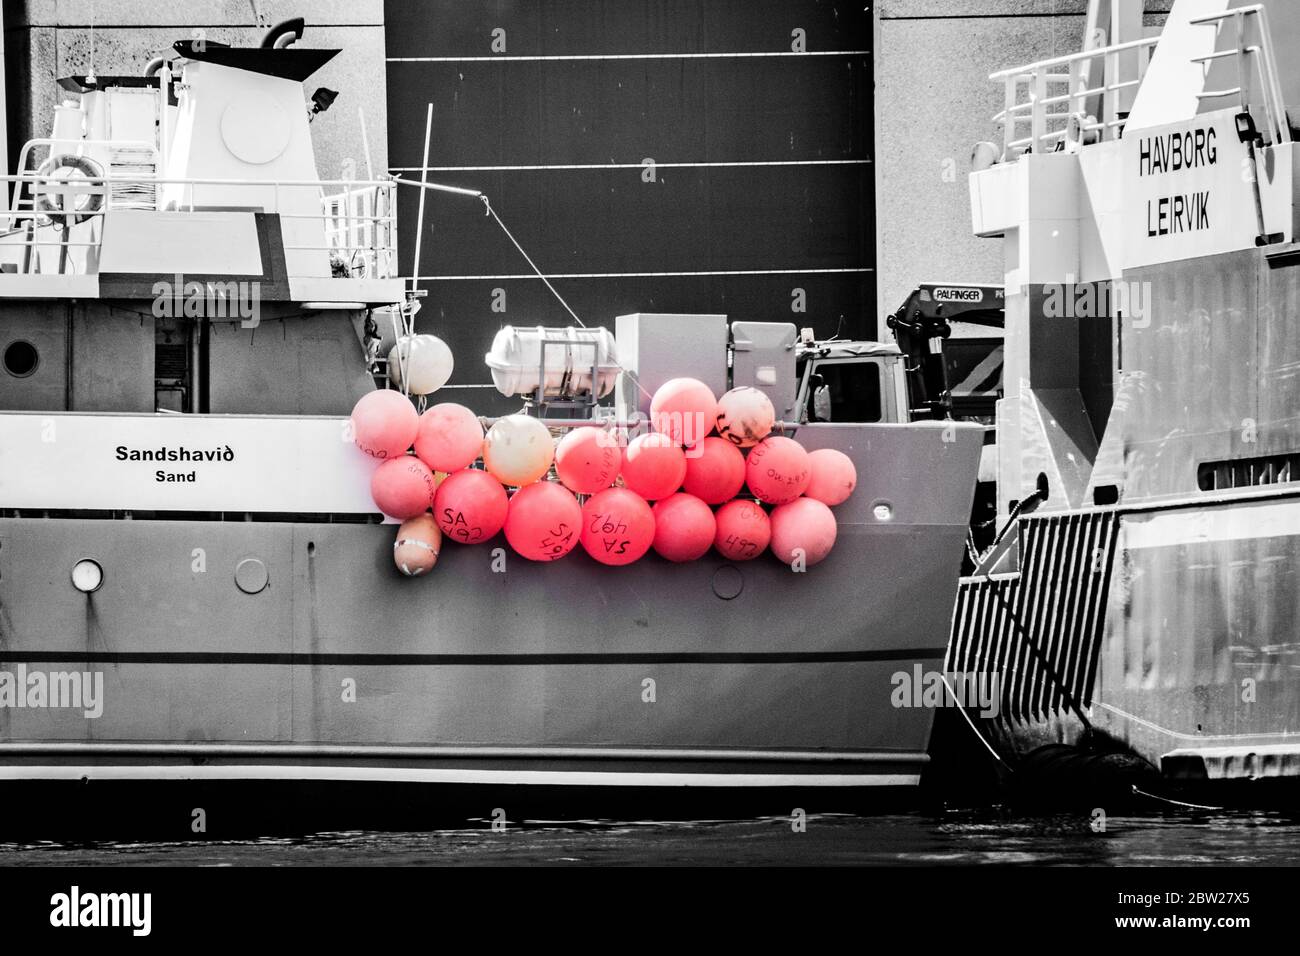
[388,334,454,395]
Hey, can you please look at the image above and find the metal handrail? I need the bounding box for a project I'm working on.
[992,2,1292,159]
[991,35,1158,157]
[1189,4,1291,147]
[0,171,399,280]
[989,34,1161,81]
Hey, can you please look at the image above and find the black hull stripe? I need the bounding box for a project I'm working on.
[0,649,945,666]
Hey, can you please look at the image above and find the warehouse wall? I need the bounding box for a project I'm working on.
[2,0,387,183]
[875,0,1172,316]
[386,0,875,404]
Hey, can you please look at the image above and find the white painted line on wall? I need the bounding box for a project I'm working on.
[390,160,871,172]
[389,51,871,63]
[415,267,873,281]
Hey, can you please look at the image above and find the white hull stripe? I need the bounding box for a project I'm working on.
[0,765,918,788]
[1097,702,1300,743]
[1123,498,1300,550]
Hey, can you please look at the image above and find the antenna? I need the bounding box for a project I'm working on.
[86,0,97,86]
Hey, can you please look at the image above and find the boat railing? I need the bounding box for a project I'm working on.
[991,35,1158,159]
[0,172,397,280]
[992,3,1291,160]
[1187,4,1291,147]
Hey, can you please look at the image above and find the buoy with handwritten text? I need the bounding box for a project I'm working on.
[351,389,419,460]
[434,468,509,544]
[713,499,771,561]
[504,480,582,561]
[745,436,811,505]
[370,456,436,520]
[580,487,656,566]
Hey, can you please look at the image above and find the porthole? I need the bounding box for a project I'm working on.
[3,340,39,378]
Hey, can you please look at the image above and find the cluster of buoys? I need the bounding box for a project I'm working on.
[348,374,858,577]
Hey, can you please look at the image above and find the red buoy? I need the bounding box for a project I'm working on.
[770,497,838,567]
[434,468,508,544]
[555,425,621,494]
[804,448,858,506]
[620,432,687,500]
[682,436,745,504]
[713,499,771,561]
[650,377,718,447]
[580,487,655,565]
[504,481,582,561]
[745,436,811,505]
[370,456,436,519]
[351,389,419,460]
[652,493,716,562]
[414,403,484,473]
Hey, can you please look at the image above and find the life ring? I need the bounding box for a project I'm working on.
[34,154,106,225]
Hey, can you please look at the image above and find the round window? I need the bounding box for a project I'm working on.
[3,340,39,378]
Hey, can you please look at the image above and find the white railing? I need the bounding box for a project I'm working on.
[1188,4,1291,148]
[322,182,397,280]
[992,3,1291,160]
[0,171,396,280]
[992,35,1158,159]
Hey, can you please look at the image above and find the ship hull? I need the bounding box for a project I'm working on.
[949,491,1300,800]
[0,422,982,822]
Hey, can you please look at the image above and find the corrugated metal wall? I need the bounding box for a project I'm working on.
[384,1,874,402]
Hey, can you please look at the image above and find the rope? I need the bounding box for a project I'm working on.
[940,673,1015,773]
[1132,786,1222,812]
[481,195,655,403]
[482,197,585,329]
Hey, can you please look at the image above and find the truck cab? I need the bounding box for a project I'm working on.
[794,339,908,424]
[791,283,1003,427]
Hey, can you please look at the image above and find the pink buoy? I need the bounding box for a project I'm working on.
[745,435,811,505]
[805,448,858,506]
[504,481,582,561]
[414,403,484,473]
[351,389,419,460]
[715,386,775,448]
[370,456,436,519]
[580,487,656,565]
[713,499,771,561]
[650,377,718,447]
[434,468,509,544]
[555,426,621,494]
[393,513,442,577]
[769,497,838,567]
[620,432,687,500]
[652,493,716,562]
[682,436,746,505]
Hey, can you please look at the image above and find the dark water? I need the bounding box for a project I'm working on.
[3,810,1298,866]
